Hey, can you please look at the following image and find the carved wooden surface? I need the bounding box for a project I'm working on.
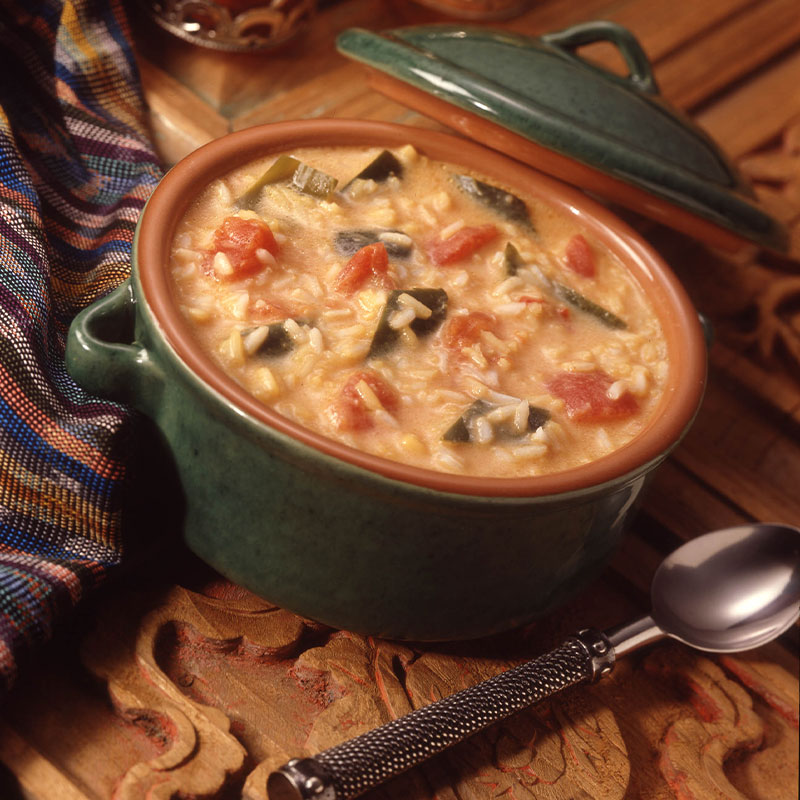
[0,0,798,798]
[2,566,796,800]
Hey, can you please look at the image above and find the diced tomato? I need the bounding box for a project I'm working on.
[212,216,279,279]
[328,370,400,432]
[519,296,570,321]
[442,312,497,351]
[343,371,399,412]
[564,234,596,278]
[427,224,498,265]
[334,242,394,295]
[547,370,638,423]
[249,298,292,322]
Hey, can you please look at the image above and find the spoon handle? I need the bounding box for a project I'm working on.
[267,628,615,800]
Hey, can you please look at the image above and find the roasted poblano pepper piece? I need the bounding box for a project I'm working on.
[443,399,550,443]
[334,229,413,258]
[241,319,303,357]
[343,150,403,190]
[503,241,525,276]
[553,283,627,329]
[368,288,448,358]
[291,162,338,200]
[236,155,299,209]
[236,155,338,209]
[510,246,627,330]
[453,174,532,228]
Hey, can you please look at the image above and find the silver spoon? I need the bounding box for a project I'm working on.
[267,523,800,800]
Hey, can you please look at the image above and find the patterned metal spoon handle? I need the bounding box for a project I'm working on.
[267,628,615,800]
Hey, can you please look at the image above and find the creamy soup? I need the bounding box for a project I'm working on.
[168,145,668,477]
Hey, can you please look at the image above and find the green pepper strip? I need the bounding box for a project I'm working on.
[507,247,627,330]
[236,155,300,209]
[553,283,627,330]
[236,155,338,208]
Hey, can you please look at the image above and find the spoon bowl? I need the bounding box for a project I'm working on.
[651,522,800,652]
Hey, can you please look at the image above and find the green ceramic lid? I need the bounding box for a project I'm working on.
[337,22,788,254]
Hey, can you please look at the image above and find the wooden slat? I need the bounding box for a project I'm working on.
[138,58,229,166]
[695,47,800,158]
[600,0,756,62]
[326,91,431,123]
[516,0,760,105]
[0,725,89,800]
[566,0,756,76]
[562,0,800,113]
[654,0,800,110]
[643,459,750,537]
[231,63,370,128]
[712,342,800,419]
[671,365,800,525]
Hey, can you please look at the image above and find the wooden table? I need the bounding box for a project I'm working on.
[1,1,798,798]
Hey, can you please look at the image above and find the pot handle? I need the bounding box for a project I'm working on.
[541,21,659,95]
[66,280,163,416]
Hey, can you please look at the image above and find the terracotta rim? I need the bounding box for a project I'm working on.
[137,119,707,498]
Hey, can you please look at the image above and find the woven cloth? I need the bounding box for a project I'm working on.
[0,0,162,697]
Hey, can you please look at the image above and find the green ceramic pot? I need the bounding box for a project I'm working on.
[65,120,706,640]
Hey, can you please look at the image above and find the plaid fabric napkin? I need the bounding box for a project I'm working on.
[0,0,162,697]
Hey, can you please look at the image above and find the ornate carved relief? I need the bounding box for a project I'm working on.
[79,583,797,799]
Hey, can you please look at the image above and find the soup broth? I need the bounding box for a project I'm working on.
[168,145,668,477]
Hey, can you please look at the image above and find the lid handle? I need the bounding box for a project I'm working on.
[541,21,659,95]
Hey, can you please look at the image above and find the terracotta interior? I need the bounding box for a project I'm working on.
[136,119,707,498]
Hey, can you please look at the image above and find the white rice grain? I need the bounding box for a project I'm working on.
[511,442,548,460]
[433,449,464,472]
[253,366,280,400]
[430,191,451,212]
[172,247,199,266]
[389,307,416,330]
[440,219,465,240]
[242,326,269,355]
[595,428,613,451]
[486,404,516,423]
[472,416,493,444]
[213,251,234,277]
[231,292,250,320]
[379,231,413,251]
[323,308,354,321]
[492,276,523,296]
[338,324,367,338]
[397,292,432,319]
[397,144,418,165]
[495,302,527,316]
[284,318,304,341]
[308,327,323,353]
[226,330,245,366]
[255,248,276,267]
[607,380,628,400]
[513,399,530,433]
[562,361,596,373]
[355,379,384,411]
